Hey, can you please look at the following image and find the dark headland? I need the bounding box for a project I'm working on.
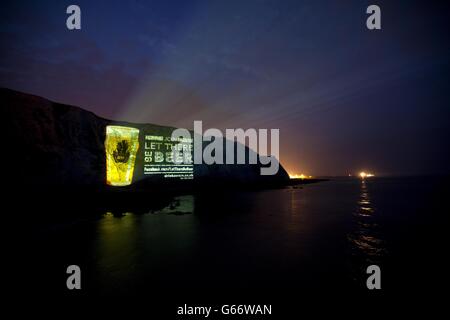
[1,88,325,213]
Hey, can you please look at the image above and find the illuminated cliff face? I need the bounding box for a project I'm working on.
[105,126,140,186]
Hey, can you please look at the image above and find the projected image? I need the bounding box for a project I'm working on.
[143,134,193,179]
[105,126,140,186]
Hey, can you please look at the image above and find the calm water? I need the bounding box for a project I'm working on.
[23,177,447,298]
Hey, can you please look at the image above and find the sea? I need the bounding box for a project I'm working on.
[14,176,448,312]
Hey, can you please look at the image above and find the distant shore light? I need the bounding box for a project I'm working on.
[359,171,374,179]
[289,173,313,179]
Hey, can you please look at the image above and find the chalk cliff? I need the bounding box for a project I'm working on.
[1,88,289,191]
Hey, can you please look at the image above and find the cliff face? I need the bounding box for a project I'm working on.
[1,88,289,190]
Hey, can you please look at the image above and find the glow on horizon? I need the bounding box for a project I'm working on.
[289,173,313,179]
[359,171,374,179]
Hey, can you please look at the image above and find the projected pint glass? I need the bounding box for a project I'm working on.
[105,125,140,186]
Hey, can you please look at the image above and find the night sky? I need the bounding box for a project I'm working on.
[1,0,449,176]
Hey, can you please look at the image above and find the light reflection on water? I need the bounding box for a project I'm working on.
[93,181,389,292]
[27,177,443,294]
[95,213,140,290]
[348,180,386,270]
[94,195,198,292]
